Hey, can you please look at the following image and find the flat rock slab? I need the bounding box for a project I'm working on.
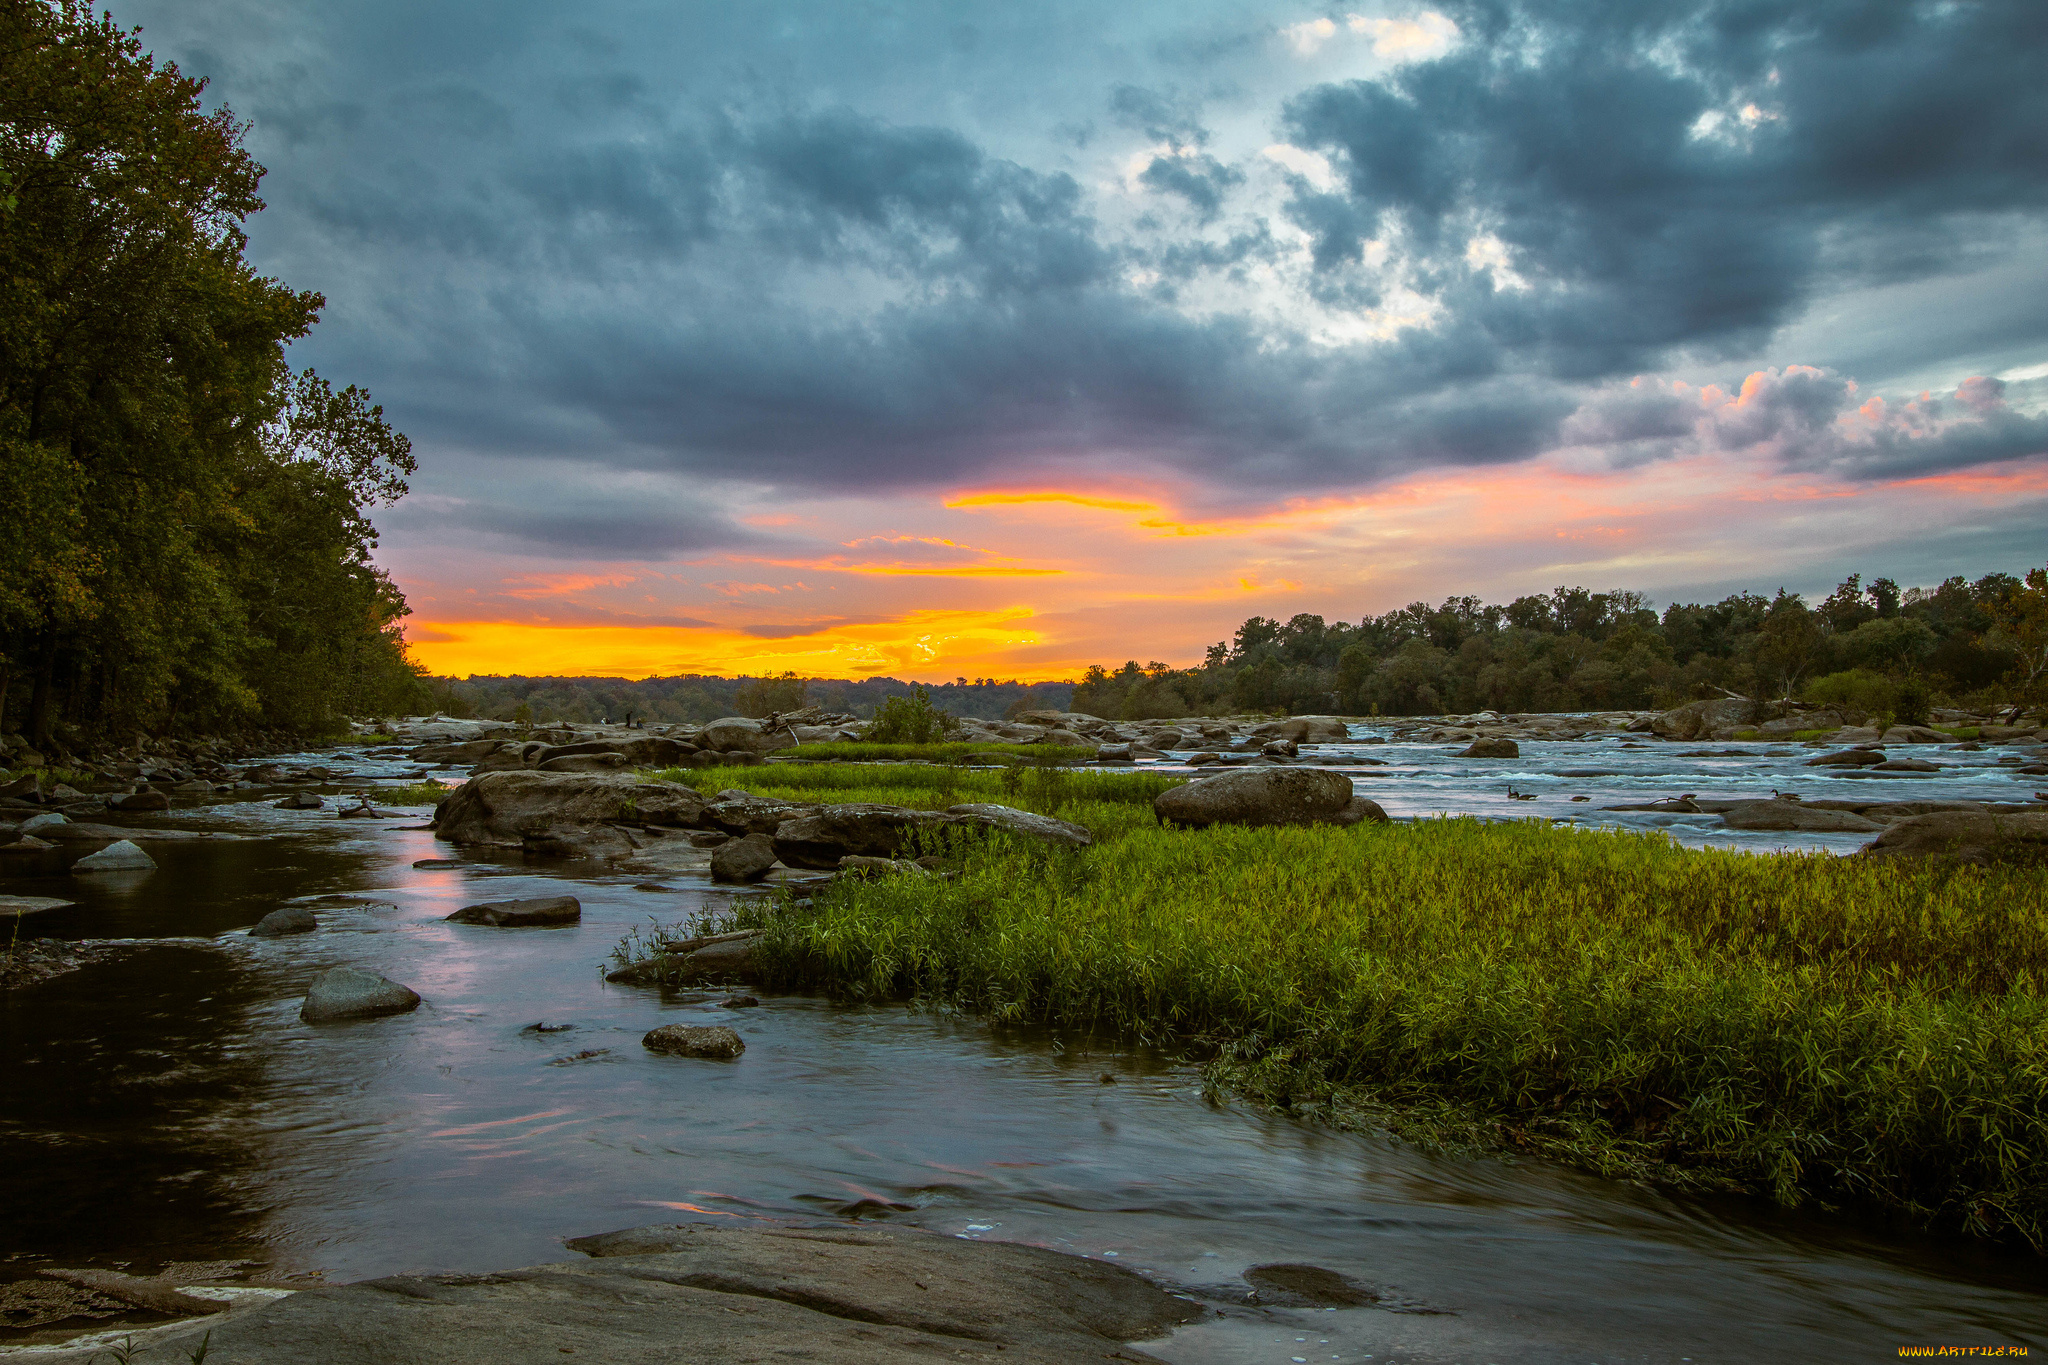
[446,895,582,926]
[29,1223,1193,1364]
[0,895,74,916]
[302,967,422,1023]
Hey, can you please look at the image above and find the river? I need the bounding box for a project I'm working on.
[2,730,2044,1362]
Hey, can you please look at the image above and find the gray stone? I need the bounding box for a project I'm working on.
[535,752,630,773]
[1649,697,1754,741]
[1458,738,1520,758]
[1153,768,1356,829]
[21,811,68,833]
[42,1223,1194,1365]
[0,895,73,916]
[1806,748,1886,767]
[772,803,951,870]
[301,967,421,1023]
[249,905,318,937]
[697,717,793,754]
[434,772,708,847]
[110,788,170,811]
[275,791,324,809]
[705,795,812,835]
[944,803,1094,848]
[1329,795,1389,825]
[710,832,778,883]
[1720,802,1885,833]
[1862,811,2048,866]
[643,1023,745,1058]
[71,839,156,873]
[447,895,583,927]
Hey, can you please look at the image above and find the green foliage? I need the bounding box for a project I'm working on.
[378,781,460,806]
[0,3,427,740]
[864,684,959,743]
[1804,667,1897,717]
[422,674,1074,726]
[754,816,2048,1245]
[769,741,1075,762]
[733,670,808,717]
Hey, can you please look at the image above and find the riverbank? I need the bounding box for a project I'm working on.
[615,762,2048,1248]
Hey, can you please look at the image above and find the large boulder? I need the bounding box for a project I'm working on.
[706,795,817,835]
[434,772,708,847]
[772,804,951,870]
[536,753,630,773]
[1807,748,1886,767]
[410,739,507,766]
[1861,811,2048,866]
[300,967,420,1023]
[697,717,794,754]
[710,833,779,883]
[619,736,692,767]
[446,895,582,926]
[1720,802,1884,833]
[1649,697,1754,741]
[1251,716,1350,743]
[944,803,1093,848]
[1880,724,1950,744]
[1153,769,1358,829]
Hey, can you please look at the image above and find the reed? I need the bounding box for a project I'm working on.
[764,741,1081,762]
[736,806,2048,1246]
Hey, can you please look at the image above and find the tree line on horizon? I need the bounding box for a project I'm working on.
[1071,570,2048,722]
[420,673,1075,727]
[0,3,429,749]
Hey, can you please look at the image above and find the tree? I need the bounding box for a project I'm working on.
[1987,565,2048,715]
[1750,593,1823,700]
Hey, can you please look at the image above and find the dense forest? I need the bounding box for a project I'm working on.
[425,674,1074,725]
[1072,570,2048,721]
[0,3,426,747]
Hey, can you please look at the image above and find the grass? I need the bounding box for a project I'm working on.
[377,781,462,806]
[766,741,1087,763]
[622,760,2048,1246]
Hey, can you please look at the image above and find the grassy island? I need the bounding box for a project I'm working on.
[646,763,2048,1247]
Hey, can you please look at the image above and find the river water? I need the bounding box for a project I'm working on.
[2,731,2044,1363]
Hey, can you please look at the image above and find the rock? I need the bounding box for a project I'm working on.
[710,832,779,883]
[1251,716,1350,743]
[410,739,509,765]
[433,771,709,846]
[1720,802,1885,833]
[336,801,390,818]
[522,824,638,861]
[705,795,813,835]
[772,803,951,870]
[836,854,926,877]
[249,905,318,937]
[1874,758,1940,772]
[1153,768,1356,828]
[1649,697,1753,741]
[70,839,156,873]
[35,1268,225,1318]
[1260,739,1298,757]
[1806,748,1886,767]
[0,895,73,916]
[1150,728,1187,749]
[447,895,583,927]
[79,1223,1194,1365]
[606,931,763,986]
[1096,742,1133,761]
[275,791,324,809]
[536,752,630,773]
[21,811,68,833]
[643,1023,745,1059]
[1012,709,1108,730]
[1329,795,1389,825]
[1861,811,2048,866]
[1243,1262,1380,1308]
[0,774,43,800]
[110,788,170,811]
[721,994,760,1008]
[618,736,691,766]
[698,717,793,754]
[1041,729,1092,746]
[1458,738,1520,758]
[300,966,421,1023]
[1831,726,1885,745]
[535,740,626,764]
[1880,724,1950,744]
[943,803,1094,848]
[2,833,56,850]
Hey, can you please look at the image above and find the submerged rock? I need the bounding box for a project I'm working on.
[300,966,421,1023]
[643,1023,746,1059]
[1720,802,1885,833]
[1153,768,1358,829]
[249,905,318,937]
[446,895,583,927]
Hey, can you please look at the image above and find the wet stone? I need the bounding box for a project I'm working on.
[446,895,582,927]
[643,1023,745,1059]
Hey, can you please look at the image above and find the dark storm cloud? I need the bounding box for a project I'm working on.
[123,0,2048,521]
[1284,0,2048,378]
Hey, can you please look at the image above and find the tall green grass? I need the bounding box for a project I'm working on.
[741,814,2048,1245]
[766,741,1082,762]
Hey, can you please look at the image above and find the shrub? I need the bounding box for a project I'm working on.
[865,685,959,743]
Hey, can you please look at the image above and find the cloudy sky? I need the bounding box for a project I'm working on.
[119,0,2047,679]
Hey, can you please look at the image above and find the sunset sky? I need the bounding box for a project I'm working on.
[118,0,2047,681]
